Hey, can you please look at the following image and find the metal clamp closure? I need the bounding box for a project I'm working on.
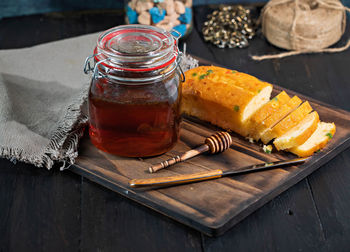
[92,58,111,79]
[176,51,185,82]
[83,52,101,74]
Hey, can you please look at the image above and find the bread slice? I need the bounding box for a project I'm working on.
[251,96,302,141]
[273,111,319,150]
[181,67,273,135]
[289,122,336,157]
[189,66,272,94]
[261,101,313,144]
[247,91,290,138]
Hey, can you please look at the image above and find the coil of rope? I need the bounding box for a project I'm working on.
[252,0,350,60]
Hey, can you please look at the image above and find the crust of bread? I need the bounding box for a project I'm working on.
[187,66,273,94]
[181,67,272,135]
[273,111,319,150]
[289,122,336,157]
[247,91,290,138]
[261,101,313,144]
[251,96,302,141]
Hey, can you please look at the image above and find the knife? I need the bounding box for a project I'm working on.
[129,157,308,188]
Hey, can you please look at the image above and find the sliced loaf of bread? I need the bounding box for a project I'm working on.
[181,66,335,158]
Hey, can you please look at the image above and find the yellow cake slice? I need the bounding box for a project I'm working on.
[251,96,302,141]
[247,91,290,139]
[261,101,313,144]
[273,111,319,150]
[289,122,336,157]
[181,67,273,135]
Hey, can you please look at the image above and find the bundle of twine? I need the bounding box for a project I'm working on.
[252,0,350,60]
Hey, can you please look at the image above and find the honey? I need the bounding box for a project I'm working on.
[88,77,181,157]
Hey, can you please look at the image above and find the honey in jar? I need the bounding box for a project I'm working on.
[84,25,183,157]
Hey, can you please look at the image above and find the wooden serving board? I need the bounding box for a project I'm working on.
[71,75,350,237]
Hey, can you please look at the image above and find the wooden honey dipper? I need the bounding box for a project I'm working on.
[149,131,233,173]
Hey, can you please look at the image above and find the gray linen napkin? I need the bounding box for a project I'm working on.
[0,33,99,169]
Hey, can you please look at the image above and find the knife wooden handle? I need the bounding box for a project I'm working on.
[129,169,223,188]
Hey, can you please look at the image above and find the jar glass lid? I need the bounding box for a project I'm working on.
[95,25,179,72]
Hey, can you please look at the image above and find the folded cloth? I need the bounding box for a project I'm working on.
[0,33,99,169]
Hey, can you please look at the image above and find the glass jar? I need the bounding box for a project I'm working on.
[125,0,193,38]
[84,25,184,157]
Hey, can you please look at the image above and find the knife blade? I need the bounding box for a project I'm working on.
[129,157,308,188]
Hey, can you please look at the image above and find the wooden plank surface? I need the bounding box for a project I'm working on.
[0,159,82,251]
[201,179,326,251]
[81,177,202,252]
[72,76,350,236]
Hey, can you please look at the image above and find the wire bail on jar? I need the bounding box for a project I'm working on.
[176,51,185,82]
[170,27,185,82]
[83,52,101,75]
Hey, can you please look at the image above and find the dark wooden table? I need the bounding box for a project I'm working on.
[1,6,350,251]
